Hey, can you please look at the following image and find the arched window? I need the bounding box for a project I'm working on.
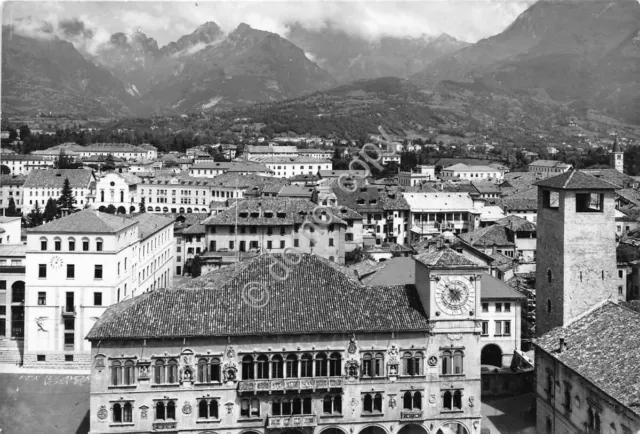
[334,394,342,414]
[374,393,383,412]
[256,355,269,379]
[443,391,452,410]
[323,395,332,414]
[442,351,452,375]
[210,358,221,382]
[292,396,302,415]
[198,400,208,418]
[156,401,165,420]
[198,358,208,383]
[286,354,298,378]
[403,352,414,375]
[113,403,122,422]
[300,353,313,377]
[82,237,90,251]
[547,299,552,313]
[111,360,122,385]
[167,360,178,383]
[374,353,384,377]
[453,390,462,409]
[413,391,422,409]
[303,397,312,414]
[547,269,552,283]
[54,237,62,251]
[123,360,135,385]
[363,394,373,413]
[40,237,48,251]
[68,237,75,251]
[123,403,132,423]
[403,391,412,409]
[241,399,250,417]
[96,237,103,252]
[242,355,254,379]
[272,355,284,379]
[147,207,153,212]
[315,352,327,377]
[453,350,464,374]
[155,207,161,212]
[329,352,341,376]
[209,400,218,419]
[154,360,165,384]
[250,398,260,417]
[362,353,373,377]
[166,401,176,420]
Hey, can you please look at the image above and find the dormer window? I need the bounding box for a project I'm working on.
[239,212,248,218]
[369,200,377,205]
[357,199,365,205]
[264,212,273,218]
[277,213,286,218]
[250,212,259,218]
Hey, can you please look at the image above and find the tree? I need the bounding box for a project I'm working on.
[57,178,77,212]
[345,247,373,266]
[54,151,79,169]
[139,197,146,213]
[8,128,17,142]
[191,255,203,278]
[105,204,117,214]
[28,201,44,227]
[0,165,10,175]
[103,154,116,171]
[19,125,31,140]
[6,197,18,217]
[44,198,59,222]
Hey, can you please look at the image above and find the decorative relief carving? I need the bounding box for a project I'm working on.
[182,401,192,414]
[427,356,438,367]
[427,323,436,336]
[469,396,475,407]
[447,333,463,341]
[226,346,235,359]
[345,359,359,379]
[225,402,234,415]
[388,396,397,409]
[94,355,105,372]
[97,405,108,420]
[350,397,358,414]
[139,405,149,419]
[387,344,400,376]
[429,394,436,405]
[348,335,357,354]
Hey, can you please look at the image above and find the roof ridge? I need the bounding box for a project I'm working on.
[562,298,617,329]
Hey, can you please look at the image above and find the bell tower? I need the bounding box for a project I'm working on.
[534,170,619,336]
[610,134,624,173]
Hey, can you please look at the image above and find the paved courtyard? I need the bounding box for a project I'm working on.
[482,393,537,434]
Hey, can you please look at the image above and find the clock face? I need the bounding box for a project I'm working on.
[50,256,64,269]
[435,276,475,316]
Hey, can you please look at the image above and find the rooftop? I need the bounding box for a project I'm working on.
[481,273,526,299]
[459,225,514,247]
[87,254,431,340]
[402,192,476,212]
[414,245,480,269]
[534,170,619,190]
[28,210,137,234]
[535,301,640,416]
[528,160,572,168]
[495,215,537,232]
[130,213,174,240]
[24,169,94,189]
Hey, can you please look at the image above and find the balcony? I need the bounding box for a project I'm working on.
[0,266,26,274]
[400,409,423,420]
[238,377,344,393]
[62,306,76,317]
[152,421,177,430]
[267,414,317,429]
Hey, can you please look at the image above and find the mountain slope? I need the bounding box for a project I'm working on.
[413,0,640,124]
[287,23,469,83]
[1,27,142,117]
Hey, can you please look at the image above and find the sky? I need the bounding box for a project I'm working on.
[2,0,537,52]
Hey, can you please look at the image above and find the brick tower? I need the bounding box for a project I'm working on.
[534,170,619,336]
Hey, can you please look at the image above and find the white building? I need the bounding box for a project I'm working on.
[189,162,273,178]
[381,152,401,165]
[0,175,26,215]
[92,172,141,214]
[244,145,298,161]
[22,169,96,215]
[298,148,333,159]
[398,166,436,187]
[249,157,332,178]
[34,143,158,163]
[527,160,572,175]
[0,217,26,351]
[0,154,54,175]
[23,210,173,367]
[440,164,504,182]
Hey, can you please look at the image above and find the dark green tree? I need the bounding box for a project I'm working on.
[27,201,44,227]
[44,198,59,222]
[8,128,17,142]
[191,255,203,278]
[139,197,146,213]
[106,204,117,214]
[19,125,31,140]
[57,178,77,212]
[103,154,116,171]
[1,165,10,175]
[6,197,18,217]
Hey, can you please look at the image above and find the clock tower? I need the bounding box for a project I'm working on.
[414,244,483,333]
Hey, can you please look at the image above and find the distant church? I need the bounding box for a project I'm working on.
[610,134,624,173]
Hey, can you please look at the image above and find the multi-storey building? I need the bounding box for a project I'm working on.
[298,148,333,159]
[440,164,504,182]
[398,166,436,187]
[22,169,96,215]
[244,145,298,161]
[139,176,214,214]
[527,160,573,176]
[92,172,141,214]
[249,157,332,178]
[402,192,482,243]
[34,143,158,163]
[87,252,483,434]
[203,198,348,264]
[189,162,273,178]
[0,174,26,215]
[162,213,209,277]
[22,210,174,367]
[533,170,640,433]
[0,217,26,356]
[0,154,53,175]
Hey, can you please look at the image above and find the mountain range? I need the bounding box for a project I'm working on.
[2,0,640,125]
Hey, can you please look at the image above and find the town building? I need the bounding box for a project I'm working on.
[440,164,504,182]
[22,169,96,215]
[0,174,26,215]
[248,157,332,178]
[86,252,483,434]
[34,143,158,163]
[610,135,624,173]
[402,192,482,242]
[298,148,333,160]
[527,160,572,176]
[189,162,273,178]
[501,197,538,223]
[92,172,141,214]
[22,210,174,367]
[244,145,298,161]
[139,176,215,214]
[203,198,349,264]
[398,166,436,187]
[381,152,401,165]
[0,154,53,175]
[163,213,209,277]
[0,217,26,358]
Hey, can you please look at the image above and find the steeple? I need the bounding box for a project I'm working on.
[610,133,623,173]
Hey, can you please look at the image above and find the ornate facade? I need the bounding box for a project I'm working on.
[87,252,484,434]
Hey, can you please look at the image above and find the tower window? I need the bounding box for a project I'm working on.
[543,190,559,209]
[547,299,552,313]
[576,193,603,213]
[547,269,552,283]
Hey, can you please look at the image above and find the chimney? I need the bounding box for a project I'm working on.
[559,338,566,353]
[492,244,497,255]
[436,239,443,250]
